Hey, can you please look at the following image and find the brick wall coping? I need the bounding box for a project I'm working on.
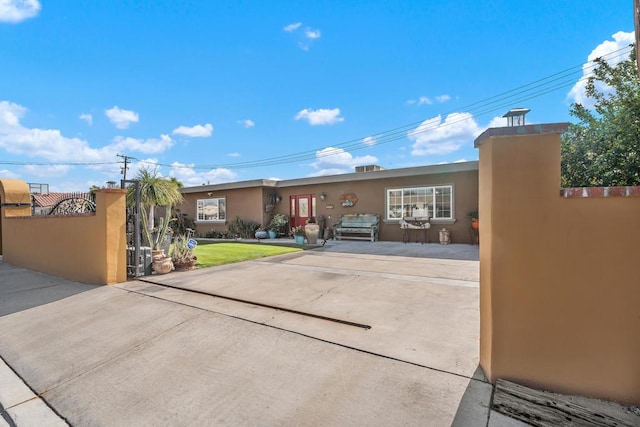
[560,186,640,198]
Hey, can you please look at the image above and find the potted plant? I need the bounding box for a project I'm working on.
[255,226,268,240]
[292,225,306,244]
[268,213,289,238]
[171,231,197,271]
[468,209,479,230]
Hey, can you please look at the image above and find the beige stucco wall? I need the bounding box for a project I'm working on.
[1,189,127,285]
[181,169,479,242]
[477,125,640,405]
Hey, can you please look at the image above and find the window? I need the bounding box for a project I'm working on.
[386,185,452,220]
[197,198,226,222]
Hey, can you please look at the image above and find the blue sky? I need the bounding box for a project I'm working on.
[0,0,634,191]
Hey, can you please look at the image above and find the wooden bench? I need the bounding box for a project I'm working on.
[334,214,380,242]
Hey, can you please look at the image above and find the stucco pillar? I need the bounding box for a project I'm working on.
[0,179,31,255]
[94,189,128,284]
[475,124,568,384]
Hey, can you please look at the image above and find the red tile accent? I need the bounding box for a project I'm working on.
[627,186,640,196]
[607,187,626,197]
[587,187,604,197]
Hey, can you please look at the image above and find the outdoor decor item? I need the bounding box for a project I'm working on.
[338,193,358,207]
[439,228,451,245]
[304,223,320,244]
[152,256,174,274]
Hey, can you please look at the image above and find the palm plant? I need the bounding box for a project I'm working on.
[127,167,184,251]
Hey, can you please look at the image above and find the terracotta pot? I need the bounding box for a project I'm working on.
[471,219,479,230]
[152,257,174,274]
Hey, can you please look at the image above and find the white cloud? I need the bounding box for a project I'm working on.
[112,134,173,154]
[284,22,301,32]
[227,152,241,157]
[172,123,213,137]
[305,28,321,39]
[407,94,451,106]
[22,164,70,177]
[0,0,40,23]
[79,113,93,126]
[237,119,255,128]
[295,108,344,125]
[168,162,237,187]
[567,31,634,106]
[408,112,482,156]
[309,147,378,176]
[0,168,18,179]
[105,106,139,129]
[486,115,508,128]
[0,100,174,181]
[363,136,376,147]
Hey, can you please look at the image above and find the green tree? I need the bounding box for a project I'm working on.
[561,47,640,187]
[127,167,184,249]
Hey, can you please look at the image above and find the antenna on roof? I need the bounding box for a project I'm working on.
[503,108,530,127]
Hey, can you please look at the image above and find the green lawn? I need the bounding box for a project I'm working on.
[193,242,302,268]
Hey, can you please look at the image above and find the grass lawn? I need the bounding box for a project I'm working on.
[193,242,302,268]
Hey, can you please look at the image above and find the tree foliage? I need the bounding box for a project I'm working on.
[561,47,640,187]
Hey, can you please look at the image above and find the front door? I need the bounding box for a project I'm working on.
[290,194,316,229]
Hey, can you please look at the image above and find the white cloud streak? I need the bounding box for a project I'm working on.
[168,162,237,187]
[408,112,482,156]
[79,113,93,126]
[237,119,255,128]
[567,31,635,107]
[363,136,376,147]
[407,94,451,106]
[309,147,378,176]
[295,108,344,125]
[105,106,139,129]
[284,22,301,32]
[0,0,40,23]
[172,123,213,137]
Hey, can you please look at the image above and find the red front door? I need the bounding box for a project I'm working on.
[290,194,316,229]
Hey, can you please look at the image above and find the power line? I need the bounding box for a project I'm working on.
[138,44,633,170]
[0,45,632,171]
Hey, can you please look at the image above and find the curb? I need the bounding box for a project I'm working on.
[0,358,68,426]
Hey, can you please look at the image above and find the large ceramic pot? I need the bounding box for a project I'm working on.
[294,235,305,244]
[268,230,277,239]
[304,223,320,244]
[255,230,268,240]
[152,256,174,274]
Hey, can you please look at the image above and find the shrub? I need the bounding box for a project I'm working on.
[226,216,260,239]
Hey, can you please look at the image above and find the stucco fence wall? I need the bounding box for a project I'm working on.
[0,182,127,285]
[476,124,640,405]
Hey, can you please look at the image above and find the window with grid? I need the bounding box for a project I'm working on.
[386,186,452,220]
[196,198,226,221]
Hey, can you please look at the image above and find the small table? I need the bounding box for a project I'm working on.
[399,217,431,244]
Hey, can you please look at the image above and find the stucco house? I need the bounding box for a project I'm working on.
[178,161,479,243]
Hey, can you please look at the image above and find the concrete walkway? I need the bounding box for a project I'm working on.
[0,243,497,426]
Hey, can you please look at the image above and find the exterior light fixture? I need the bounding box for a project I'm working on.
[320,192,327,201]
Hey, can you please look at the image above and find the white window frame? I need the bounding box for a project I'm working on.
[386,185,453,221]
[196,197,226,222]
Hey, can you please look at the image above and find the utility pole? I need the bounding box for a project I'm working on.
[117,154,131,189]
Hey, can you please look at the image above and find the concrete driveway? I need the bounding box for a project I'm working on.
[0,242,491,426]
